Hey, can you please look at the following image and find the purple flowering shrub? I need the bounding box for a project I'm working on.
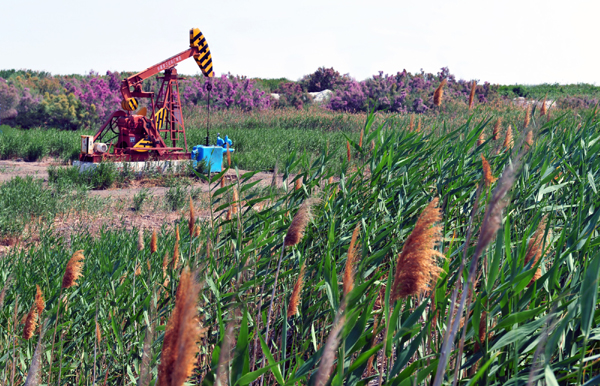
[299,67,349,92]
[181,74,271,111]
[275,82,312,110]
[328,67,498,113]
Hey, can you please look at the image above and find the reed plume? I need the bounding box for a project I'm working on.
[175,227,180,242]
[417,118,422,132]
[409,114,415,131]
[328,176,334,185]
[171,243,180,271]
[391,198,443,301]
[150,230,157,254]
[62,250,85,289]
[481,155,496,186]
[226,208,232,221]
[162,251,169,278]
[287,262,306,318]
[188,197,195,236]
[232,186,239,215]
[226,143,231,167]
[295,177,303,191]
[220,175,225,188]
[158,267,203,386]
[524,105,531,128]
[433,79,447,107]
[525,216,550,285]
[525,130,534,151]
[284,198,317,247]
[347,140,351,162]
[343,224,360,296]
[96,320,102,344]
[492,118,502,140]
[137,229,145,251]
[23,318,45,386]
[540,93,548,116]
[314,303,346,386]
[477,131,485,147]
[468,81,476,110]
[503,125,513,150]
[193,225,201,238]
[23,304,38,340]
[135,263,142,276]
[474,312,487,352]
[34,285,44,317]
[359,130,364,148]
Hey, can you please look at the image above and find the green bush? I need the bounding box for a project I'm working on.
[132,188,152,212]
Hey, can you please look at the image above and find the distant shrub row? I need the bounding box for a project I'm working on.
[1,67,599,130]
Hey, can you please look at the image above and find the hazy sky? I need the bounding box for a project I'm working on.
[2,0,599,85]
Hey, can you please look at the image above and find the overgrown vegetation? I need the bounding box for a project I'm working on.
[1,105,599,384]
[0,176,106,242]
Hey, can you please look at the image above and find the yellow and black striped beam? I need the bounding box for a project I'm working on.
[189,28,214,78]
[121,98,138,111]
[155,107,167,129]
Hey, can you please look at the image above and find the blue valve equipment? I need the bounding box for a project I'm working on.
[191,134,235,172]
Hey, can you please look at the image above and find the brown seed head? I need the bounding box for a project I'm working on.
[135,263,142,276]
[34,285,44,317]
[220,176,225,188]
[137,229,145,251]
[193,225,200,238]
[346,140,351,162]
[503,125,513,150]
[287,262,306,318]
[175,227,180,242]
[328,176,334,185]
[171,243,180,271]
[524,105,531,128]
[525,216,551,285]
[433,79,447,107]
[188,197,195,236]
[343,224,361,296]
[226,143,231,167]
[468,81,476,110]
[96,320,102,344]
[409,114,415,131]
[284,198,318,247]
[417,118,422,132]
[23,304,38,340]
[359,130,364,148]
[295,177,303,191]
[492,118,502,140]
[540,94,548,116]
[481,155,497,186]
[62,250,85,289]
[477,130,485,147]
[391,198,444,301]
[150,230,158,254]
[158,267,203,386]
[162,251,169,277]
[232,187,239,215]
[525,130,534,151]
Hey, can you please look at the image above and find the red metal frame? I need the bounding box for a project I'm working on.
[81,46,202,163]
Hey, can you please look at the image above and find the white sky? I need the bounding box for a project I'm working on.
[2,0,599,85]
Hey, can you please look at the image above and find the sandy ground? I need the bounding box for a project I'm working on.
[0,159,285,251]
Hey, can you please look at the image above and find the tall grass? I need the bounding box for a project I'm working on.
[0,106,599,384]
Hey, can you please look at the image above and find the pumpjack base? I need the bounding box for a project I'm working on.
[79,151,191,163]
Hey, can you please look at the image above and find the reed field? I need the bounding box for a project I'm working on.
[0,102,599,385]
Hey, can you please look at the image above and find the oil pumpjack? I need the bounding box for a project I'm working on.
[79,28,214,163]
